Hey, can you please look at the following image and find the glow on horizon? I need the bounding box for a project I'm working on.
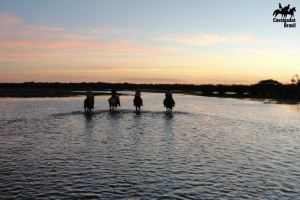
[0,1,299,85]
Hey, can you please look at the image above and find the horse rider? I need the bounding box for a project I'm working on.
[111,88,121,106]
[164,88,175,107]
[86,87,94,109]
[283,4,290,12]
[133,87,143,106]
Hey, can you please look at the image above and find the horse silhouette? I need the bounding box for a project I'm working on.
[108,97,118,111]
[164,97,175,113]
[134,97,143,113]
[283,4,290,12]
[84,96,94,112]
[284,7,296,19]
[273,4,294,18]
[273,9,285,18]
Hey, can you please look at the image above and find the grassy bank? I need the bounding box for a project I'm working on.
[0,88,130,98]
[1,87,299,104]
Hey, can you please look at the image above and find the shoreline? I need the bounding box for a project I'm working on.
[0,88,131,98]
[0,88,299,104]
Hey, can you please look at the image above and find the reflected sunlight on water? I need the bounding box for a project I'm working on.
[1,92,300,199]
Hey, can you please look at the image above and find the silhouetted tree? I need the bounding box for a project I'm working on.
[289,74,300,96]
[231,85,248,95]
[216,84,226,95]
[291,74,300,86]
[257,79,281,86]
[255,79,282,96]
[200,85,215,95]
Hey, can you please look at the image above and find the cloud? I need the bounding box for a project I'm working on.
[0,37,187,64]
[155,34,227,45]
[44,33,102,40]
[0,12,22,25]
[155,33,270,45]
[226,48,288,55]
[0,13,296,85]
[22,25,65,32]
[231,33,268,44]
[0,67,189,84]
[90,27,140,35]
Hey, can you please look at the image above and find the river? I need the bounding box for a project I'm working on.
[1,92,300,199]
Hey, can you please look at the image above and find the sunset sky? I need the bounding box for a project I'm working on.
[0,0,299,84]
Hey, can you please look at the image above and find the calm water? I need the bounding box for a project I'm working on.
[1,92,300,199]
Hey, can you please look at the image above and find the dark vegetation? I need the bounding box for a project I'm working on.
[1,75,299,103]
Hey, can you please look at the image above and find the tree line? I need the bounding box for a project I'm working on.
[1,75,299,97]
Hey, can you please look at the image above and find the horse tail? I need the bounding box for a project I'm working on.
[273,10,277,16]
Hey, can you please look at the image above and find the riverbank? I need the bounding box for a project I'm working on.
[0,88,130,98]
[139,89,299,104]
[0,87,299,104]
[194,93,300,104]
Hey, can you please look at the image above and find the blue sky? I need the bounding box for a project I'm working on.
[0,0,299,84]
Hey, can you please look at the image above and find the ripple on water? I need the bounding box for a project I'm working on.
[0,94,300,199]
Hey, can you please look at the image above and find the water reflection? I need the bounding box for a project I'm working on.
[0,94,300,199]
[84,112,94,132]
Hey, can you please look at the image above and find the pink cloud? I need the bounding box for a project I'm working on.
[0,13,177,60]
[155,33,270,45]
[45,33,102,40]
[22,25,65,32]
[91,27,140,35]
[0,38,180,60]
[0,12,22,25]
[0,29,102,41]
[155,34,227,45]
[0,71,188,84]
[231,33,268,44]
[0,39,117,49]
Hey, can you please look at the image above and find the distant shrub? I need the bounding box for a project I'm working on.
[232,85,247,95]
[216,85,226,95]
[200,85,215,95]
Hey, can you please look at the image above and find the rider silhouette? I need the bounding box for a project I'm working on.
[111,88,121,106]
[164,88,175,107]
[133,88,143,106]
[273,4,293,19]
[283,4,290,12]
[86,87,94,109]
